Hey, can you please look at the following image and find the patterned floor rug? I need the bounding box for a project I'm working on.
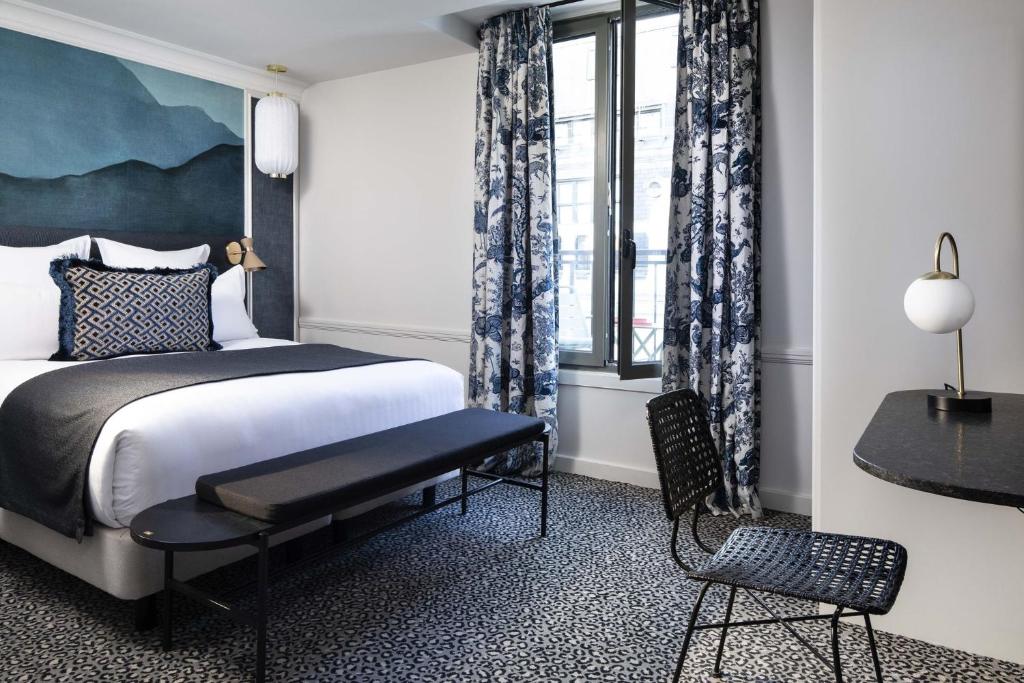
[0,473,1020,682]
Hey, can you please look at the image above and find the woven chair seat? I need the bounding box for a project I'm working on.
[687,527,908,615]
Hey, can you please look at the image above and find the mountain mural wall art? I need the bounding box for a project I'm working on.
[0,27,244,235]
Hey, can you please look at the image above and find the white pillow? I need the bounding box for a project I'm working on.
[0,235,92,286]
[95,238,210,269]
[211,265,258,342]
[0,282,61,360]
[0,236,91,360]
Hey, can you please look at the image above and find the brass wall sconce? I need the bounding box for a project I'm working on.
[903,232,991,413]
[226,237,267,272]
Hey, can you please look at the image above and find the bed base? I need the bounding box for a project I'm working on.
[0,475,454,633]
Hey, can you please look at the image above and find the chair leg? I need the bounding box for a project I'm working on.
[672,581,712,683]
[713,586,736,677]
[830,606,844,683]
[864,614,883,682]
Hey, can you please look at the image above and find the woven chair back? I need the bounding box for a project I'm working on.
[646,388,722,521]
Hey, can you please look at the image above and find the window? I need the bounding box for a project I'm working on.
[554,2,679,377]
[554,116,596,151]
[553,33,602,359]
[556,179,594,226]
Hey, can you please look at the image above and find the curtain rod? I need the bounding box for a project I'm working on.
[541,0,680,11]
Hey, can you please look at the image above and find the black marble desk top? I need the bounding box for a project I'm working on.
[854,390,1024,507]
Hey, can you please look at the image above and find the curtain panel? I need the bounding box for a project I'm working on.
[663,0,762,517]
[469,7,559,476]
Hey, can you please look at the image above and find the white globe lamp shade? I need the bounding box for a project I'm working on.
[255,93,298,179]
[903,274,975,334]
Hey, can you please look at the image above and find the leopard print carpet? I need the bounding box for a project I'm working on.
[0,473,1020,682]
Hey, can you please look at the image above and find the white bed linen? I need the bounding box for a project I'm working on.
[0,338,464,529]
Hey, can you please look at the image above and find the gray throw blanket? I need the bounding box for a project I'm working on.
[0,344,412,540]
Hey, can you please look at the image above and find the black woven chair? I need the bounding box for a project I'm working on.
[647,389,908,683]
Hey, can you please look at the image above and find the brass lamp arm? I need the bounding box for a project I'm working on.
[934,231,960,278]
[931,232,965,398]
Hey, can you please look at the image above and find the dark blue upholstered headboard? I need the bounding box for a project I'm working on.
[249,97,295,340]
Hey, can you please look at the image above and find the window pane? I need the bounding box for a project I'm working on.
[575,117,595,144]
[555,121,571,148]
[553,35,597,354]
[620,8,677,365]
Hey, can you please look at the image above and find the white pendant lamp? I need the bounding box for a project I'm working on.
[254,64,298,179]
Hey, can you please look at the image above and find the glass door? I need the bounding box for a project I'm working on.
[617,0,678,379]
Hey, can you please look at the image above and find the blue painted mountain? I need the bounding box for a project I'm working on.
[0,27,243,179]
[0,144,243,234]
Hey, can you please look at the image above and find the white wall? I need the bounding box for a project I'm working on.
[299,0,813,514]
[814,0,1024,664]
[758,0,814,513]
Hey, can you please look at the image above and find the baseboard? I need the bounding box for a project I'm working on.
[554,454,662,488]
[554,454,811,516]
[758,487,812,516]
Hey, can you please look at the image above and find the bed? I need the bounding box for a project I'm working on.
[0,337,464,602]
[0,227,465,609]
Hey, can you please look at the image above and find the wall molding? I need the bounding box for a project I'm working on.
[762,347,813,365]
[299,317,471,345]
[0,0,308,96]
[299,316,813,515]
[299,317,813,366]
[554,454,812,516]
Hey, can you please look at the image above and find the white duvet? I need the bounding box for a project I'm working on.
[0,338,464,529]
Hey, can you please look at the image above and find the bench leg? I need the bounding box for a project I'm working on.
[256,532,270,683]
[460,466,469,515]
[422,485,437,508]
[540,434,550,538]
[162,551,173,651]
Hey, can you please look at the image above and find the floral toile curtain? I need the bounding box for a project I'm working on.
[468,7,558,477]
[663,0,762,517]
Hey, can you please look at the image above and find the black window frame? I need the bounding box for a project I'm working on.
[553,16,614,368]
[553,0,678,378]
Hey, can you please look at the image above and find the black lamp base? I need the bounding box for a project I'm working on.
[927,390,993,413]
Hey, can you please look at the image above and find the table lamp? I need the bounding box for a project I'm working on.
[903,232,991,412]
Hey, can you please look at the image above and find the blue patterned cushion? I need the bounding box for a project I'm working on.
[49,258,220,361]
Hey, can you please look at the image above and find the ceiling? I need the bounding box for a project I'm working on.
[13,0,565,85]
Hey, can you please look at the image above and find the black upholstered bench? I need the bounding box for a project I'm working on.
[130,408,549,683]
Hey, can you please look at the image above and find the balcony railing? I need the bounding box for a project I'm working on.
[559,247,666,363]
